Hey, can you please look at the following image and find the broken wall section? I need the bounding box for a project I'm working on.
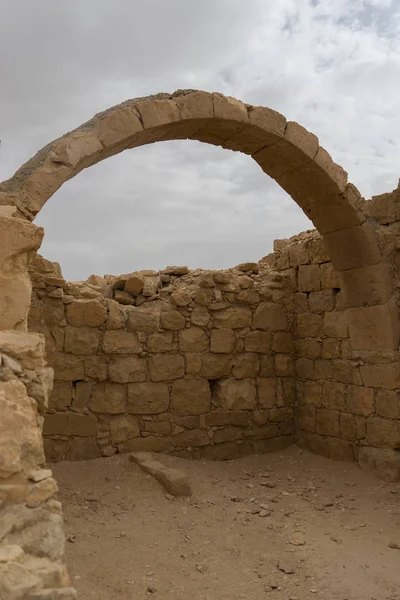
[28,258,295,461]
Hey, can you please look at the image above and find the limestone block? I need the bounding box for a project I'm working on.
[153,467,192,497]
[0,331,45,369]
[210,328,236,353]
[114,290,135,305]
[323,222,381,271]
[340,263,393,308]
[274,354,294,377]
[271,332,293,353]
[172,428,209,447]
[72,381,93,409]
[375,390,400,419]
[108,356,147,383]
[160,310,186,330]
[105,300,126,329]
[298,405,316,432]
[66,299,107,327]
[322,312,348,338]
[148,355,184,382]
[109,415,140,444]
[253,303,287,331]
[308,289,335,313]
[214,378,257,410]
[302,381,322,406]
[213,306,252,329]
[298,265,321,292]
[84,356,107,381]
[195,288,214,306]
[316,408,340,436]
[232,353,259,379]
[102,330,142,354]
[89,382,126,413]
[244,331,271,353]
[49,382,72,410]
[258,378,277,408]
[190,307,210,327]
[366,417,400,449]
[127,382,169,414]
[320,262,341,289]
[126,307,158,332]
[200,353,231,379]
[236,289,260,304]
[348,302,399,351]
[47,353,84,382]
[179,327,209,352]
[360,363,400,390]
[296,313,323,338]
[124,274,145,296]
[0,275,34,330]
[184,352,202,374]
[64,327,101,355]
[321,381,346,410]
[346,385,374,416]
[146,331,173,353]
[26,477,58,508]
[171,287,194,307]
[170,379,211,415]
[162,265,190,276]
[0,381,45,477]
[322,338,341,359]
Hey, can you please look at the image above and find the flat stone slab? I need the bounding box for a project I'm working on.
[130,452,191,496]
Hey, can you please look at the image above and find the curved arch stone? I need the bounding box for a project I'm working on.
[0,90,396,349]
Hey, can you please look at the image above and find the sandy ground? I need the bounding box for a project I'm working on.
[52,446,400,600]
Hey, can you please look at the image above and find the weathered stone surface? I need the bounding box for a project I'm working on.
[213,307,252,329]
[160,310,186,330]
[89,382,126,413]
[179,327,209,352]
[148,355,185,382]
[214,378,257,410]
[64,327,101,355]
[0,381,45,477]
[106,300,126,329]
[253,303,287,331]
[126,307,158,332]
[210,328,236,353]
[108,356,147,383]
[232,353,259,379]
[146,331,173,353]
[124,274,145,296]
[109,415,140,444]
[66,299,107,327]
[127,382,169,414]
[201,353,232,379]
[114,290,135,305]
[102,330,142,354]
[171,379,211,415]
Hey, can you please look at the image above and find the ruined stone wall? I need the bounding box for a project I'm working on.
[28,257,295,462]
[270,228,400,466]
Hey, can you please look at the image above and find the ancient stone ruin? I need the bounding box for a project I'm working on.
[1,90,399,598]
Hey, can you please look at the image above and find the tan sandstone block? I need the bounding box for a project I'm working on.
[160,310,186,330]
[89,382,126,413]
[258,378,277,408]
[66,299,107,327]
[302,381,322,406]
[200,353,232,379]
[296,313,323,338]
[102,330,142,354]
[321,381,346,410]
[127,382,169,414]
[147,332,174,353]
[171,379,211,415]
[253,303,287,331]
[309,289,335,313]
[232,354,259,379]
[275,354,294,377]
[316,408,340,437]
[190,307,210,327]
[84,356,107,380]
[185,353,202,374]
[179,328,209,352]
[271,332,293,353]
[64,327,101,355]
[108,356,147,383]
[348,302,400,351]
[360,363,400,390]
[48,382,72,410]
[214,378,257,410]
[213,306,252,329]
[105,300,126,329]
[346,385,375,416]
[47,353,84,381]
[148,355,185,382]
[210,328,236,353]
[323,223,381,271]
[109,415,140,444]
[323,312,348,338]
[127,307,158,332]
[298,405,316,432]
[375,390,400,419]
[340,263,393,308]
[298,265,321,292]
[366,417,400,449]
[244,331,272,353]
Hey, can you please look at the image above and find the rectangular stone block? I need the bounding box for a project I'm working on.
[348,302,400,351]
[298,265,321,292]
[170,379,211,415]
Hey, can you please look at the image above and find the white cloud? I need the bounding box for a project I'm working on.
[0,0,399,279]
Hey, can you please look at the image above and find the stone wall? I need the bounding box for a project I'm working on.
[269,228,400,465]
[28,257,295,462]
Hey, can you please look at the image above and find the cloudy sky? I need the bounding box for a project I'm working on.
[1,0,399,281]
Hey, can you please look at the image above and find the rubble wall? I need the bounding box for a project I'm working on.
[28,258,295,461]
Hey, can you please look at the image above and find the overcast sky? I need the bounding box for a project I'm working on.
[1,0,399,280]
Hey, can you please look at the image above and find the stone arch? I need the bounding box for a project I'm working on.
[0,90,397,350]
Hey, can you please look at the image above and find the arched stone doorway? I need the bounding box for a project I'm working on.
[0,90,397,351]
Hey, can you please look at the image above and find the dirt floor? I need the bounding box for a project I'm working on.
[52,446,400,600]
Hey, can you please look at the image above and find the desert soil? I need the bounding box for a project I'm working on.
[52,446,400,600]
